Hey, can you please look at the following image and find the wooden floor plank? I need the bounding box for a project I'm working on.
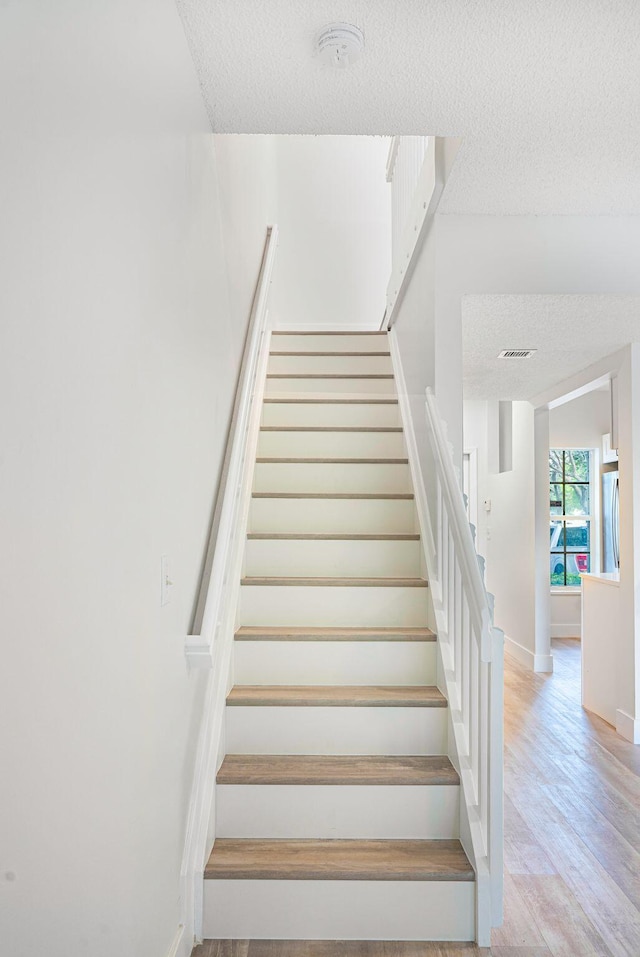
[491,949,551,957]
[502,796,556,876]
[244,946,487,957]
[490,873,548,949]
[226,685,447,708]
[194,944,519,956]
[205,839,474,882]
[512,875,614,956]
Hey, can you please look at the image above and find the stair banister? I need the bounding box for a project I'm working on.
[423,387,504,944]
[186,224,278,666]
[425,390,492,662]
[180,225,278,951]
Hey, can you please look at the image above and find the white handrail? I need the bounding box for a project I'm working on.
[186,224,278,665]
[424,387,504,944]
[179,226,278,949]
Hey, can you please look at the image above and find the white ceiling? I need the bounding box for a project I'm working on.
[175,0,640,214]
[463,295,640,400]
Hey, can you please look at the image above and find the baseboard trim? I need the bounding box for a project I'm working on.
[550,624,581,639]
[504,635,553,673]
[616,709,640,744]
[166,924,189,957]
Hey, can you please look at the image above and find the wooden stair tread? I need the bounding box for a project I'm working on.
[204,839,473,881]
[270,351,391,357]
[226,685,447,708]
[255,457,408,464]
[217,754,459,786]
[259,426,403,432]
[241,576,428,587]
[252,492,414,500]
[271,331,387,336]
[246,533,420,541]
[267,374,394,379]
[234,626,435,642]
[262,398,398,404]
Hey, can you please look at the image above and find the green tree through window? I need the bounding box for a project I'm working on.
[550,449,591,586]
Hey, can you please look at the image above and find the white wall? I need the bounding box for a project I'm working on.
[462,401,490,563]
[549,388,612,637]
[395,214,640,468]
[214,135,277,352]
[463,401,538,666]
[550,388,612,450]
[270,136,391,329]
[395,213,640,679]
[613,346,640,740]
[0,4,273,956]
[464,388,614,662]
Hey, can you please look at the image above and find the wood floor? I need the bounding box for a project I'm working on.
[193,637,640,957]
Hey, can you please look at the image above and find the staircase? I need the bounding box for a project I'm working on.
[201,331,476,942]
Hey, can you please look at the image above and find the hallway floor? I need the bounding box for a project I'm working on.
[193,637,640,956]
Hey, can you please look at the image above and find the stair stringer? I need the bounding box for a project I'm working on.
[180,326,273,948]
[388,328,500,947]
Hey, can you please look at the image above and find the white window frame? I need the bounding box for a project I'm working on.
[549,448,598,592]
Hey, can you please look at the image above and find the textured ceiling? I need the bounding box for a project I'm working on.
[463,295,640,400]
[175,0,640,214]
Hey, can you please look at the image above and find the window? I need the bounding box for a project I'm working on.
[549,449,592,587]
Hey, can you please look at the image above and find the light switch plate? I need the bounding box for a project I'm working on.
[161,555,171,606]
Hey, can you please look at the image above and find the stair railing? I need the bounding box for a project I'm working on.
[180,225,278,948]
[424,387,504,946]
[186,224,278,666]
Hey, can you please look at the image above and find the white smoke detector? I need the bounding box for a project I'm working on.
[316,23,364,68]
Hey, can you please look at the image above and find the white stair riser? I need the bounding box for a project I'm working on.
[258,430,405,458]
[261,402,401,428]
[244,538,421,578]
[216,785,460,839]
[253,462,411,494]
[203,879,475,941]
[233,640,436,686]
[225,706,448,755]
[268,355,392,376]
[240,584,429,627]
[265,376,396,395]
[270,334,389,353]
[249,497,418,534]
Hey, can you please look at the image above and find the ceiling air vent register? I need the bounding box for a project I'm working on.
[497,349,537,359]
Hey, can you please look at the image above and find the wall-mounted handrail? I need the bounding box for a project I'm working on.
[424,387,504,943]
[179,225,278,949]
[186,224,278,666]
